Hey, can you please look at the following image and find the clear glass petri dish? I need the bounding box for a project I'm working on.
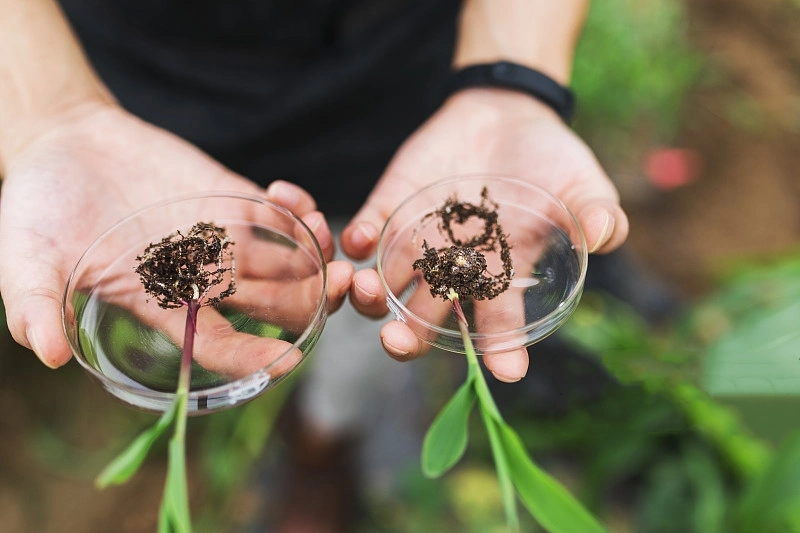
[377,175,587,355]
[63,192,327,414]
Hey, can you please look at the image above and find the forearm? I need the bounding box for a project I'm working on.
[453,0,590,85]
[0,0,112,171]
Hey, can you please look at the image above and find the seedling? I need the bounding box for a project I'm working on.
[95,222,236,533]
[416,189,608,533]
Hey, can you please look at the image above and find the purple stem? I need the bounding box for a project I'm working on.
[451,295,470,337]
[178,299,200,396]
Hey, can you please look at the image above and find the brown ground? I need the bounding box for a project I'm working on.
[1,1,798,531]
[0,344,169,532]
[626,0,800,295]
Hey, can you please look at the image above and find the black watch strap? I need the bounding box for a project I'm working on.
[447,61,576,123]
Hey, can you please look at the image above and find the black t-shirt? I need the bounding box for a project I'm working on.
[59,0,461,216]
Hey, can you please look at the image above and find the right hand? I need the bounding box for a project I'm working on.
[344,89,627,382]
[0,102,352,369]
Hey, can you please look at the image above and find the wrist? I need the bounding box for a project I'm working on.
[0,0,116,175]
[447,62,575,122]
[442,87,565,125]
[453,0,589,85]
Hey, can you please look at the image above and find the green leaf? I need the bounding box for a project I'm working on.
[421,377,477,478]
[683,444,727,533]
[95,400,179,488]
[497,422,609,533]
[703,300,800,397]
[480,403,519,532]
[159,437,192,533]
[736,429,800,533]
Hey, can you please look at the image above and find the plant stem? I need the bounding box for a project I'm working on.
[449,293,502,419]
[449,294,480,383]
[447,290,519,531]
[480,402,519,532]
[176,299,199,438]
[157,299,199,533]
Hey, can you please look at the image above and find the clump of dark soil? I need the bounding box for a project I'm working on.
[413,187,513,300]
[135,222,236,309]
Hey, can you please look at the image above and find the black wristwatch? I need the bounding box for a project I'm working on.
[447,61,576,123]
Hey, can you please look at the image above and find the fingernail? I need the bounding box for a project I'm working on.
[381,337,410,359]
[27,327,56,369]
[353,222,378,249]
[491,371,522,383]
[589,211,613,253]
[355,280,377,305]
[266,181,299,210]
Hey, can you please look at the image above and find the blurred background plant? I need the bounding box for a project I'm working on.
[348,251,800,533]
[1,0,800,531]
[572,0,703,203]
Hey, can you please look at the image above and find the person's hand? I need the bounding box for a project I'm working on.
[342,88,628,382]
[0,102,352,369]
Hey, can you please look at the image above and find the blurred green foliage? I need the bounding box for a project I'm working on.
[193,372,298,533]
[557,252,800,532]
[572,0,702,163]
[355,252,800,532]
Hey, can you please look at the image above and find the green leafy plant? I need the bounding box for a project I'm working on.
[95,222,236,533]
[560,253,800,532]
[413,190,607,532]
[571,0,702,201]
[572,0,701,142]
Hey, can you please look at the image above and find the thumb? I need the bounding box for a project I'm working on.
[0,220,75,368]
[556,164,629,254]
[577,200,629,254]
[2,270,73,369]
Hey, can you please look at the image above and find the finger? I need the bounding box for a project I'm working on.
[400,281,455,332]
[366,205,454,324]
[300,211,335,263]
[0,236,74,368]
[8,287,73,369]
[131,302,302,381]
[325,260,354,314]
[380,319,430,362]
[265,180,318,216]
[467,220,551,351]
[482,347,529,383]
[372,215,426,310]
[381,303,528,380]
[230,261,352,324]
[234,208,334,269]
[192,309,302,380]
[74,263,319,381]
[234,223,323,282]
[341,170,428,260]
[222,275,328,333]
[554,164,628,255]
[350,268,388,318]
[340,219,381,262]
[578,201,629,254]
[471,289,527,351]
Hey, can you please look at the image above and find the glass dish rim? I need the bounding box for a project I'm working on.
[376,174,589,353]
[61,190,328,405]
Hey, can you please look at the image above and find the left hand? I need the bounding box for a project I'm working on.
[0,102,352,370]
[341,88,628,382]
